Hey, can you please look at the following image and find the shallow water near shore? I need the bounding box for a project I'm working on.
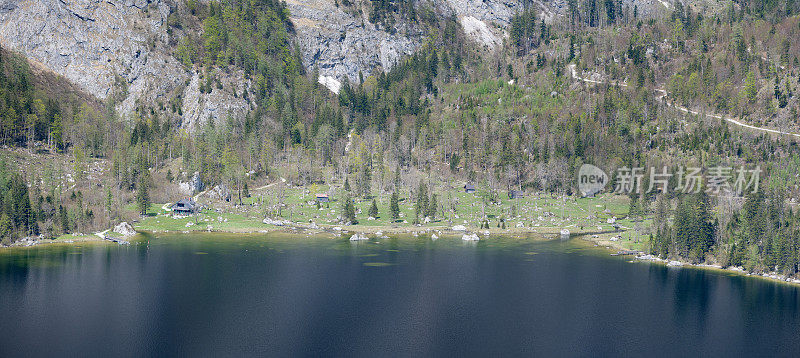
[1,233,799,357]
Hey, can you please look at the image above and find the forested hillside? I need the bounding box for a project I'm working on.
[2,0,800,276]
[0,46,112,244]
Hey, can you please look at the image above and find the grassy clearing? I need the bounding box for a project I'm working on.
[137,183,645,245]
[136,210,265,233]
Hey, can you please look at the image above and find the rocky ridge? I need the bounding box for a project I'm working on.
[0,0,675,125]
[0,0,248,130]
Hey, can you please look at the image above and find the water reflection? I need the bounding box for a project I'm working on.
[0,235,799,356]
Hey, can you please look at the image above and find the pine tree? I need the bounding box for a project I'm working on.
[652,194,671,257]
[390,192,400,220]
[136,171,151,216]
[360,162,372,198]
[674,193,715,262]
[426,193,437,219]
[369,198,378,218]
[0,213,13,244]
[415,182,428,220]
[342,194,357,224]
[58,204,69,234]
[105,187,114,220]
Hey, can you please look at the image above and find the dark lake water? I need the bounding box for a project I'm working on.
[1,234,799,357]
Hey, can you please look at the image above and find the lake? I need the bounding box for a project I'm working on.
[1,234,799,357]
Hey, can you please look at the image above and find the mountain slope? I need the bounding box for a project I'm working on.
[0,0,249,129]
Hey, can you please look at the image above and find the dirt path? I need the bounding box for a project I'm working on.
[94,229,109,239]
[568,64,800,139]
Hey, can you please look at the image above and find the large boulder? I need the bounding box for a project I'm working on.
[113,222,137,237]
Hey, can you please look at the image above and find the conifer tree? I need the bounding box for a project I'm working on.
[342,194,357,224]
[136,171,151,216]
[369,198,379,218]
[390,192,400,220]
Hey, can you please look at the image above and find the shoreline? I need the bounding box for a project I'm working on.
[578,233,800,287]
[5,224,800,287]
[0,234,113,251]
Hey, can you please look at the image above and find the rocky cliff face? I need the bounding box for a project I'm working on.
[0,0,248,130]
[0,0,668,127]
[287,0,532,92]
[286,0,423,93]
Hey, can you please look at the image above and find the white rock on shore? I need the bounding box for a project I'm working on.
[349,233,369,241]
[452,225,467,231]
[461,233,480,241]
[113,222,137,237]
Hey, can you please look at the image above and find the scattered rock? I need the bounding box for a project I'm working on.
[263,218,290,226]
[452,225,467,231]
